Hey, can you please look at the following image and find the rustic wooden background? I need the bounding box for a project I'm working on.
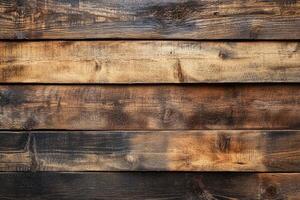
[0,0,300,199]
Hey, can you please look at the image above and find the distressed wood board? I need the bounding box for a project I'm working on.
[0,84,299,130]
[0,130,300,171]
[1,41,299,83]
[0,0,300,39]
[0,172,300,199]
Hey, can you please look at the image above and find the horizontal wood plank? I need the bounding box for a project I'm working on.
[0,84,299,130]
[0,0,300,39]
[0,172,300,199]
[0,130,300,171]
[1,41,299,83]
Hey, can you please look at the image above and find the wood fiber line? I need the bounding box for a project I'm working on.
[0,172,300,199]
[0,0,300,39]
[1,41,299,83]
[0,131,300,171]
[0,84,299,130]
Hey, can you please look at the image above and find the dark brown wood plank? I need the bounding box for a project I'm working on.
[0,0,300,39]
[0,172,299,199]
[0,84,299,130]
[1,41,299,83]
[0,130,300,171]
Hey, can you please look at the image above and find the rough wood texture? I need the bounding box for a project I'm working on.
[0,130,300,171]
[0,0,300,39]
[1,41,299,83]
[0,84,299,130]
[0,172,300,199]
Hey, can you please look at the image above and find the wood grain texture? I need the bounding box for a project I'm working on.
[1,41,299,83]
[1,130,300,171]
[0,84,300,130]
[0,172,300,199]
[0,0,300,39]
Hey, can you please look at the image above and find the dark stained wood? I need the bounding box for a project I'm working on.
[0,84,299,130]
[0,0,300,39]
[0,130,300,172]
[1,41,299,83]
[0,172,300,199]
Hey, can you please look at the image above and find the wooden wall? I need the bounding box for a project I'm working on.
[0,0,300,199]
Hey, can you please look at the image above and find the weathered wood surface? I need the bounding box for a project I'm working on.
[0,84,300,130]
[1,0,300,39]
[1,131,300,171]
[1,41,299,83]
[1,172,300,199]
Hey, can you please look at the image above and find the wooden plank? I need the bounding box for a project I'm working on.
[0,84,299,130]
[0,0,300,39]
[0,172,300,199]
[1,130,300,171]
[1,41,299,83]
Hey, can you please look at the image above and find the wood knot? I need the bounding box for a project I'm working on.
[173,59,185,83]
[163,108,174,123]
[125,153,141,169]
[94,60,102,72]
[217,134,231,153]
[249,23,264,39]
[22,116,38,130]
[218,49,234,60]
[261,184,285,200]
[187,178,215,199]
